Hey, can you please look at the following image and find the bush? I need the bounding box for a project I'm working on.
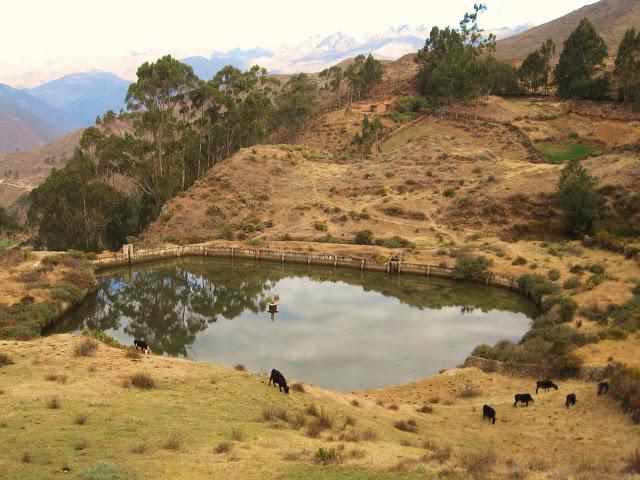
[215,442,233,454]
[376,236,415,249]
[354,230,374,245]
[442,186,455,197]
[393,420,418,433]
[163,435,181,450]
[416,405,434,414]
[314,221,328,231]
[511,256,527,266]
[563,277,581,290]
[541,295,578,322]
[230,427,244,441]
[454,254,493,280]
[75,414,88,425]
[611,366,640,423]
[130,371,155,389]
[83,328,122,348]
[457,385,480,398]
[73,338,98,357]
[625,449,640,473]
[51,281,84,304]
[518,274,560,303]
[47,397,61,409]
[0,353,14,367]
[547,269,561,281]
[314,447,342,465]
[463,450,497,479]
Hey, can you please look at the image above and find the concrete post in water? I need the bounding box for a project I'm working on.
[122,244,134,264]
[427,265,431,277]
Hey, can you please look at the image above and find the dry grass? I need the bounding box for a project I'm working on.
[129,371,155,389]
[44,372,67,383]
[214,442,233,454]
[458,384,481,398]
[230,427,244,441]
[625,449,640,474]
[0,353,14,366]
[73,338,98,357]
[233,364,246,371]
[47,397,61,409]
[393,419,418,433]
[163,435,182,451]
[125,347,142,359]
[290,382,305,393]
[74,414,88,425]
[463,450,497,479]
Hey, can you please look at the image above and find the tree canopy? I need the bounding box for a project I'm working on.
[614,28,640,105]
[556,158,602,238]
[555,18,609,99]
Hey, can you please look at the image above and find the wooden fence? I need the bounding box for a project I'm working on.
[92,244,524,293]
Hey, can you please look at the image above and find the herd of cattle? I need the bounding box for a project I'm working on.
[482,379,610,425]
[134,340,612,428]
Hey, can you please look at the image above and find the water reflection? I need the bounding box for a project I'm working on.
[50,257,538,390]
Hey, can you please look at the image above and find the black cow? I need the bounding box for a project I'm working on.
[513,393,534,407]
[133,339,149,354]
[536,379,558,394]
[269,369,289,394]
[597,382,609,396]
[482,404,496,424]
[566,393,576,408]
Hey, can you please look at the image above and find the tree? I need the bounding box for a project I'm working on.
[274,73,317,140]
[519,50,546,94]
[353,115,385,155]
[556,158,602,237]
[319,65,345,109]
[345,54,383,104]
[126,55,198,178]
[539,39,556,94]
[555,19,609,99]
[415,4,496,104]
[614,28,640,104]
[28,153,133,251]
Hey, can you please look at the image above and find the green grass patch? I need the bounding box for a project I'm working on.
[536,142,597,164]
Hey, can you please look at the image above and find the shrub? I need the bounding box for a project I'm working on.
[454,255,493,280]
[634,283,640,296]
[416,405,433,414]
[458,385,480,398]
[125,348,142,359]
[0,353,14,367]
[586,273,605,288]
[291,382,305,393]
[393,420,418,433]
[314,447,342,465]
[234,364,246,371]
[338,429,378,442]
[511,256,527,266]
[541,295,578,322]
[163,435,181,450]
[73,338,98,357]
[47,397,61,409]
[83,328,122,348]
[563,277,581,290]
[230,427,244,441]
[625,449,640,473]
[463,450,497,479]
[314,221,328,231]
[206,203,224,216]
[442,186,455,197]
[130,371,155,389]
[354,230,374,245]
[376,236,416,249]
[518,274,560,303]
[51,281,85,304]
[214,442,233,454]
[75,414,88,425]
[610,366,640,423]
[547,269,561,281]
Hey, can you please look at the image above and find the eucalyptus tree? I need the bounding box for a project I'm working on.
[614,28,640,104]
[555,18,609,99]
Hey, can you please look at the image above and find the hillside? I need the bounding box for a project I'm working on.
[496,0,640,63]
[0,85,68,154]
[1,334,638,479]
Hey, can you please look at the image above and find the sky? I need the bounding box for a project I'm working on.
[1,0,598,87]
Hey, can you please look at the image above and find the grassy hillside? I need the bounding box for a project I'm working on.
[1,334,638,479]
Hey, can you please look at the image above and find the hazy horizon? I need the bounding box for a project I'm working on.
[2,0,598,87]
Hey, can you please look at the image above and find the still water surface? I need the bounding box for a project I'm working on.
[50,257,537,390]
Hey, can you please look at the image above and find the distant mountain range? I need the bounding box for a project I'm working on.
[0,73,129,154]
[0,23,530,154]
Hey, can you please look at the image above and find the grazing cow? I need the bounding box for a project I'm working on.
[597,382,609,396]
[482,404,496,424]
[566,393,577,408]
[133,339,149,355]
[513,393,534,407]
[269,369,290,394]
[536,379,558,394]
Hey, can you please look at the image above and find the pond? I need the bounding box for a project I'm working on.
[49,257,538,390]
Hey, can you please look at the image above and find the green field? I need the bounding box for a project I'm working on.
[536,142,598,164]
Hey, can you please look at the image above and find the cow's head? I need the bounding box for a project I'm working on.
[284,385,290,394]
